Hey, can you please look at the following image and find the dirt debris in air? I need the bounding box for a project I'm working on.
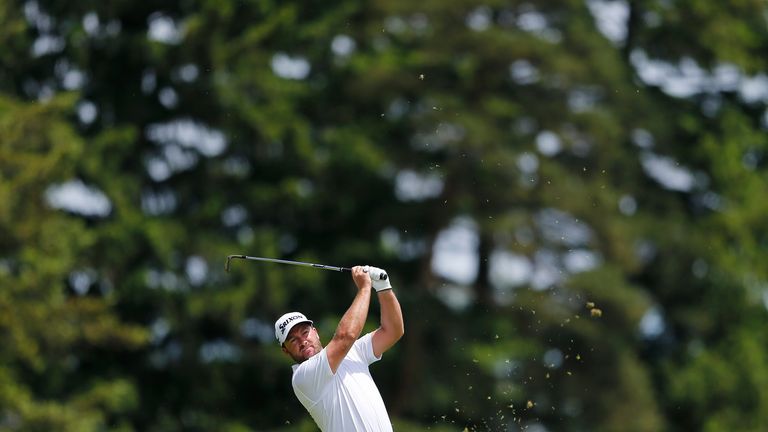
[586,301,602,317]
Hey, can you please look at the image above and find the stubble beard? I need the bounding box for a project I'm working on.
[293,342,321,363]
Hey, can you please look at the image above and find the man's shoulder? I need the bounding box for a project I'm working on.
[291,349,334,403]
[293,348,330,379]
[353,332,374,349]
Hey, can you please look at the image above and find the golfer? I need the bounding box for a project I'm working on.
[274,265,404,431]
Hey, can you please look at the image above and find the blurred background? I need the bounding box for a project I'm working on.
[1,0,767,431]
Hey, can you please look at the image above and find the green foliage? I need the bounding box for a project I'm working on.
[0,93,147,430]
[1,0,767,430]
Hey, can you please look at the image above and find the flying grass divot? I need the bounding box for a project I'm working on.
[586,301,602,317]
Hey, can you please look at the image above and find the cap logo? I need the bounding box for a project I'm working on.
[278,314,304,336]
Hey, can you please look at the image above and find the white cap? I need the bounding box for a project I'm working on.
[274,312,313,345]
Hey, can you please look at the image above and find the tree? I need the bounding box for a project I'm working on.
[1,0,767,430]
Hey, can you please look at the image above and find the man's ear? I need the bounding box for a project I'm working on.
[281,346,289,355]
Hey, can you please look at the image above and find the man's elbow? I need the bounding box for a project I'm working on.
[394,321,405,342]
[395,329,404,344]
[333,329,359,346]
[381,323,404,345]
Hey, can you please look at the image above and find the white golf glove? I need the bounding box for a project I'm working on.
[364,265,392,292]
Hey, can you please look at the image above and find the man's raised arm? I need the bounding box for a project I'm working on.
[367,266,404,358]
[325,266,372,373]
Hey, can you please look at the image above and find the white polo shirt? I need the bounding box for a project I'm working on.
[291,332,393,432]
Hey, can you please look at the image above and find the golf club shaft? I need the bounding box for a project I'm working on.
[225,255,351,273]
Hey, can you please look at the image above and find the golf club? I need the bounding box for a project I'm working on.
[225,255,387,281]
[225,255,350,273]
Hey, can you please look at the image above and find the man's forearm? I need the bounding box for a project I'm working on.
[377,290,404,336]
[334,286,372,341]
[370,289,404,357]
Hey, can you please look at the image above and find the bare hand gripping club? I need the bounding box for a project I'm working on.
[225,255,388,280]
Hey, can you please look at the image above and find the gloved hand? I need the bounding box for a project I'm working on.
[363,265,392,292]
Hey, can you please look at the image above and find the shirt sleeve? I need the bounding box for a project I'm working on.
[291,348,334,404]
[354,332,382,365]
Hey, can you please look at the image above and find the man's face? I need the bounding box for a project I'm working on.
[282,323,322,363]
